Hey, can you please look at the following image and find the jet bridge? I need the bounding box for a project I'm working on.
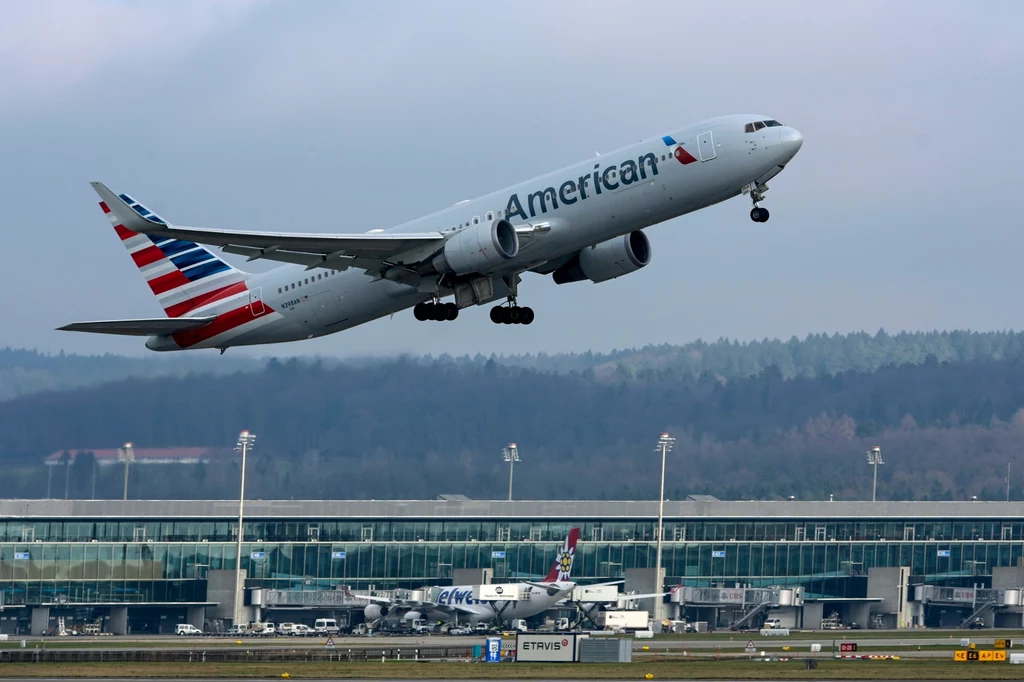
[671,586,803,630]
[913,585,1022,628]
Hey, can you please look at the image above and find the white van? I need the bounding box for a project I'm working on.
[175,624,202,636]
[314,618,340,635]
[763,617,783,629]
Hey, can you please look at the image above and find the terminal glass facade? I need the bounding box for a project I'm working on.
[2,516,1023,607]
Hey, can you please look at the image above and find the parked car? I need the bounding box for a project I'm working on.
[762,618,783,629]
[175,624,202,636]
[291,624,314,636]
[448,626,473,636]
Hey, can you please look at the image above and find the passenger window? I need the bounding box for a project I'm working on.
[473,216,479,225]
[754,121,765,131]
[486,211,493,221]
[277,288,281,294]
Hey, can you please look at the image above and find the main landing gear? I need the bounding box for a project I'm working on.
[490,302,534,325]
[414,301,458,322]
[748,182,770,223]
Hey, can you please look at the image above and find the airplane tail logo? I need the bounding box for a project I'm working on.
[544,528,581,582]
[99,194,248,318]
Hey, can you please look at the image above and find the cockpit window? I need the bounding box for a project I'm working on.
[745,120,783,133]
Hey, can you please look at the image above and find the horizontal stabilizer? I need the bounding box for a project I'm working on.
[57,316,216,337]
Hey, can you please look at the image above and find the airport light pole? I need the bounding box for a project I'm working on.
[233,430,256,627]
[654,432,675,625]
[866,446,884,502]
[503,443,520,501]
[121,443,134,501]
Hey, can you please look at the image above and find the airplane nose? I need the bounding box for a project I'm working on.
[781,127,803,156]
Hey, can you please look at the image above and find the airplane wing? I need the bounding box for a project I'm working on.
[57,317,216,337]
[91,182,446,275]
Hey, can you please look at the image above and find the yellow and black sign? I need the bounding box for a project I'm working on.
[955,649,1006,662]
[994,639,1010,649]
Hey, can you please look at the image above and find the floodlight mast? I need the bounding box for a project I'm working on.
[121,443,134,501]
[233,430,256,626]
[866,446,884,502]
[654,432,675,624]
[503,443,520,501]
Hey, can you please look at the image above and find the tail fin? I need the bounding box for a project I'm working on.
[94,184,248,318]
[543,527,581,582]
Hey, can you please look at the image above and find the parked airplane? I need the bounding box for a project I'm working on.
[60,115,803,352]
[357,528,581,627]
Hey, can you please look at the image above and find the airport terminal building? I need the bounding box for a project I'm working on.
[0,498,1022,635]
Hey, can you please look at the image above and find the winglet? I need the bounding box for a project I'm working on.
[90,181,168,235]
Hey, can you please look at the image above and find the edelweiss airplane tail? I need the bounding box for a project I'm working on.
[94,184,249,318]
[543,527,581,582]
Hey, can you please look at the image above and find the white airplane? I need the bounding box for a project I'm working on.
[358,528,581,627]
[60,115,803,352]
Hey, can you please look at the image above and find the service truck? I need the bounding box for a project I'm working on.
[599,610,650,630]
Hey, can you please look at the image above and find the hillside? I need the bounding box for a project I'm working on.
[6,329,1024,400]
[3,354,1023,502]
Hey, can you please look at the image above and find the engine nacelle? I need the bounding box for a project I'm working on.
[402,611,424,622]
[552,230,651,284]
[432,219,519,275]
[364,604,388,620]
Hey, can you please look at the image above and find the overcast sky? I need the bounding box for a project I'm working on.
[2,0,1022,359]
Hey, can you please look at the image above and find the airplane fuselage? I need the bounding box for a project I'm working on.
[380,581,576,626]
[132,114,802,351]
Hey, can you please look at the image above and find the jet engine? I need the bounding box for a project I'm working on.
[402,611,424,622]
[364,604,388,620]
[552,230,651,284]
[432,218,519,275]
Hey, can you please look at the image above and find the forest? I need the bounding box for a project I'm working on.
[6,329,1024,399]
[2,339,1024,502]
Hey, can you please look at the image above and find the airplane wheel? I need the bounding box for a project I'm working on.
[413,303,429,321]
[758,208,770,222]
[520,307,535,325]
[750,207,763,222]
[490,306,504,324]
[444,302,459,321]
[506,307,520,324]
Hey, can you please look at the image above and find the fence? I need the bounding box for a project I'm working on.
[1,646,476,664]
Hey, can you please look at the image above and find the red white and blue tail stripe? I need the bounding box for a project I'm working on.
[100,195,249,318]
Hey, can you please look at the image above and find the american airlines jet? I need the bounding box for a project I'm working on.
[357,528,581,627]
[60,115,803,352]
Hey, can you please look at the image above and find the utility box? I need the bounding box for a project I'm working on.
[580,637,632,663]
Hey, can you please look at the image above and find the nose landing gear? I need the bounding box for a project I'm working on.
[746,182,770,223]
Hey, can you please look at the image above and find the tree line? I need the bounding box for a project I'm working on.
[7,329,1024,400]
[1,353,1024,501]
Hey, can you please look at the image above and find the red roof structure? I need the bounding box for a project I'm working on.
[44,448,229,466]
